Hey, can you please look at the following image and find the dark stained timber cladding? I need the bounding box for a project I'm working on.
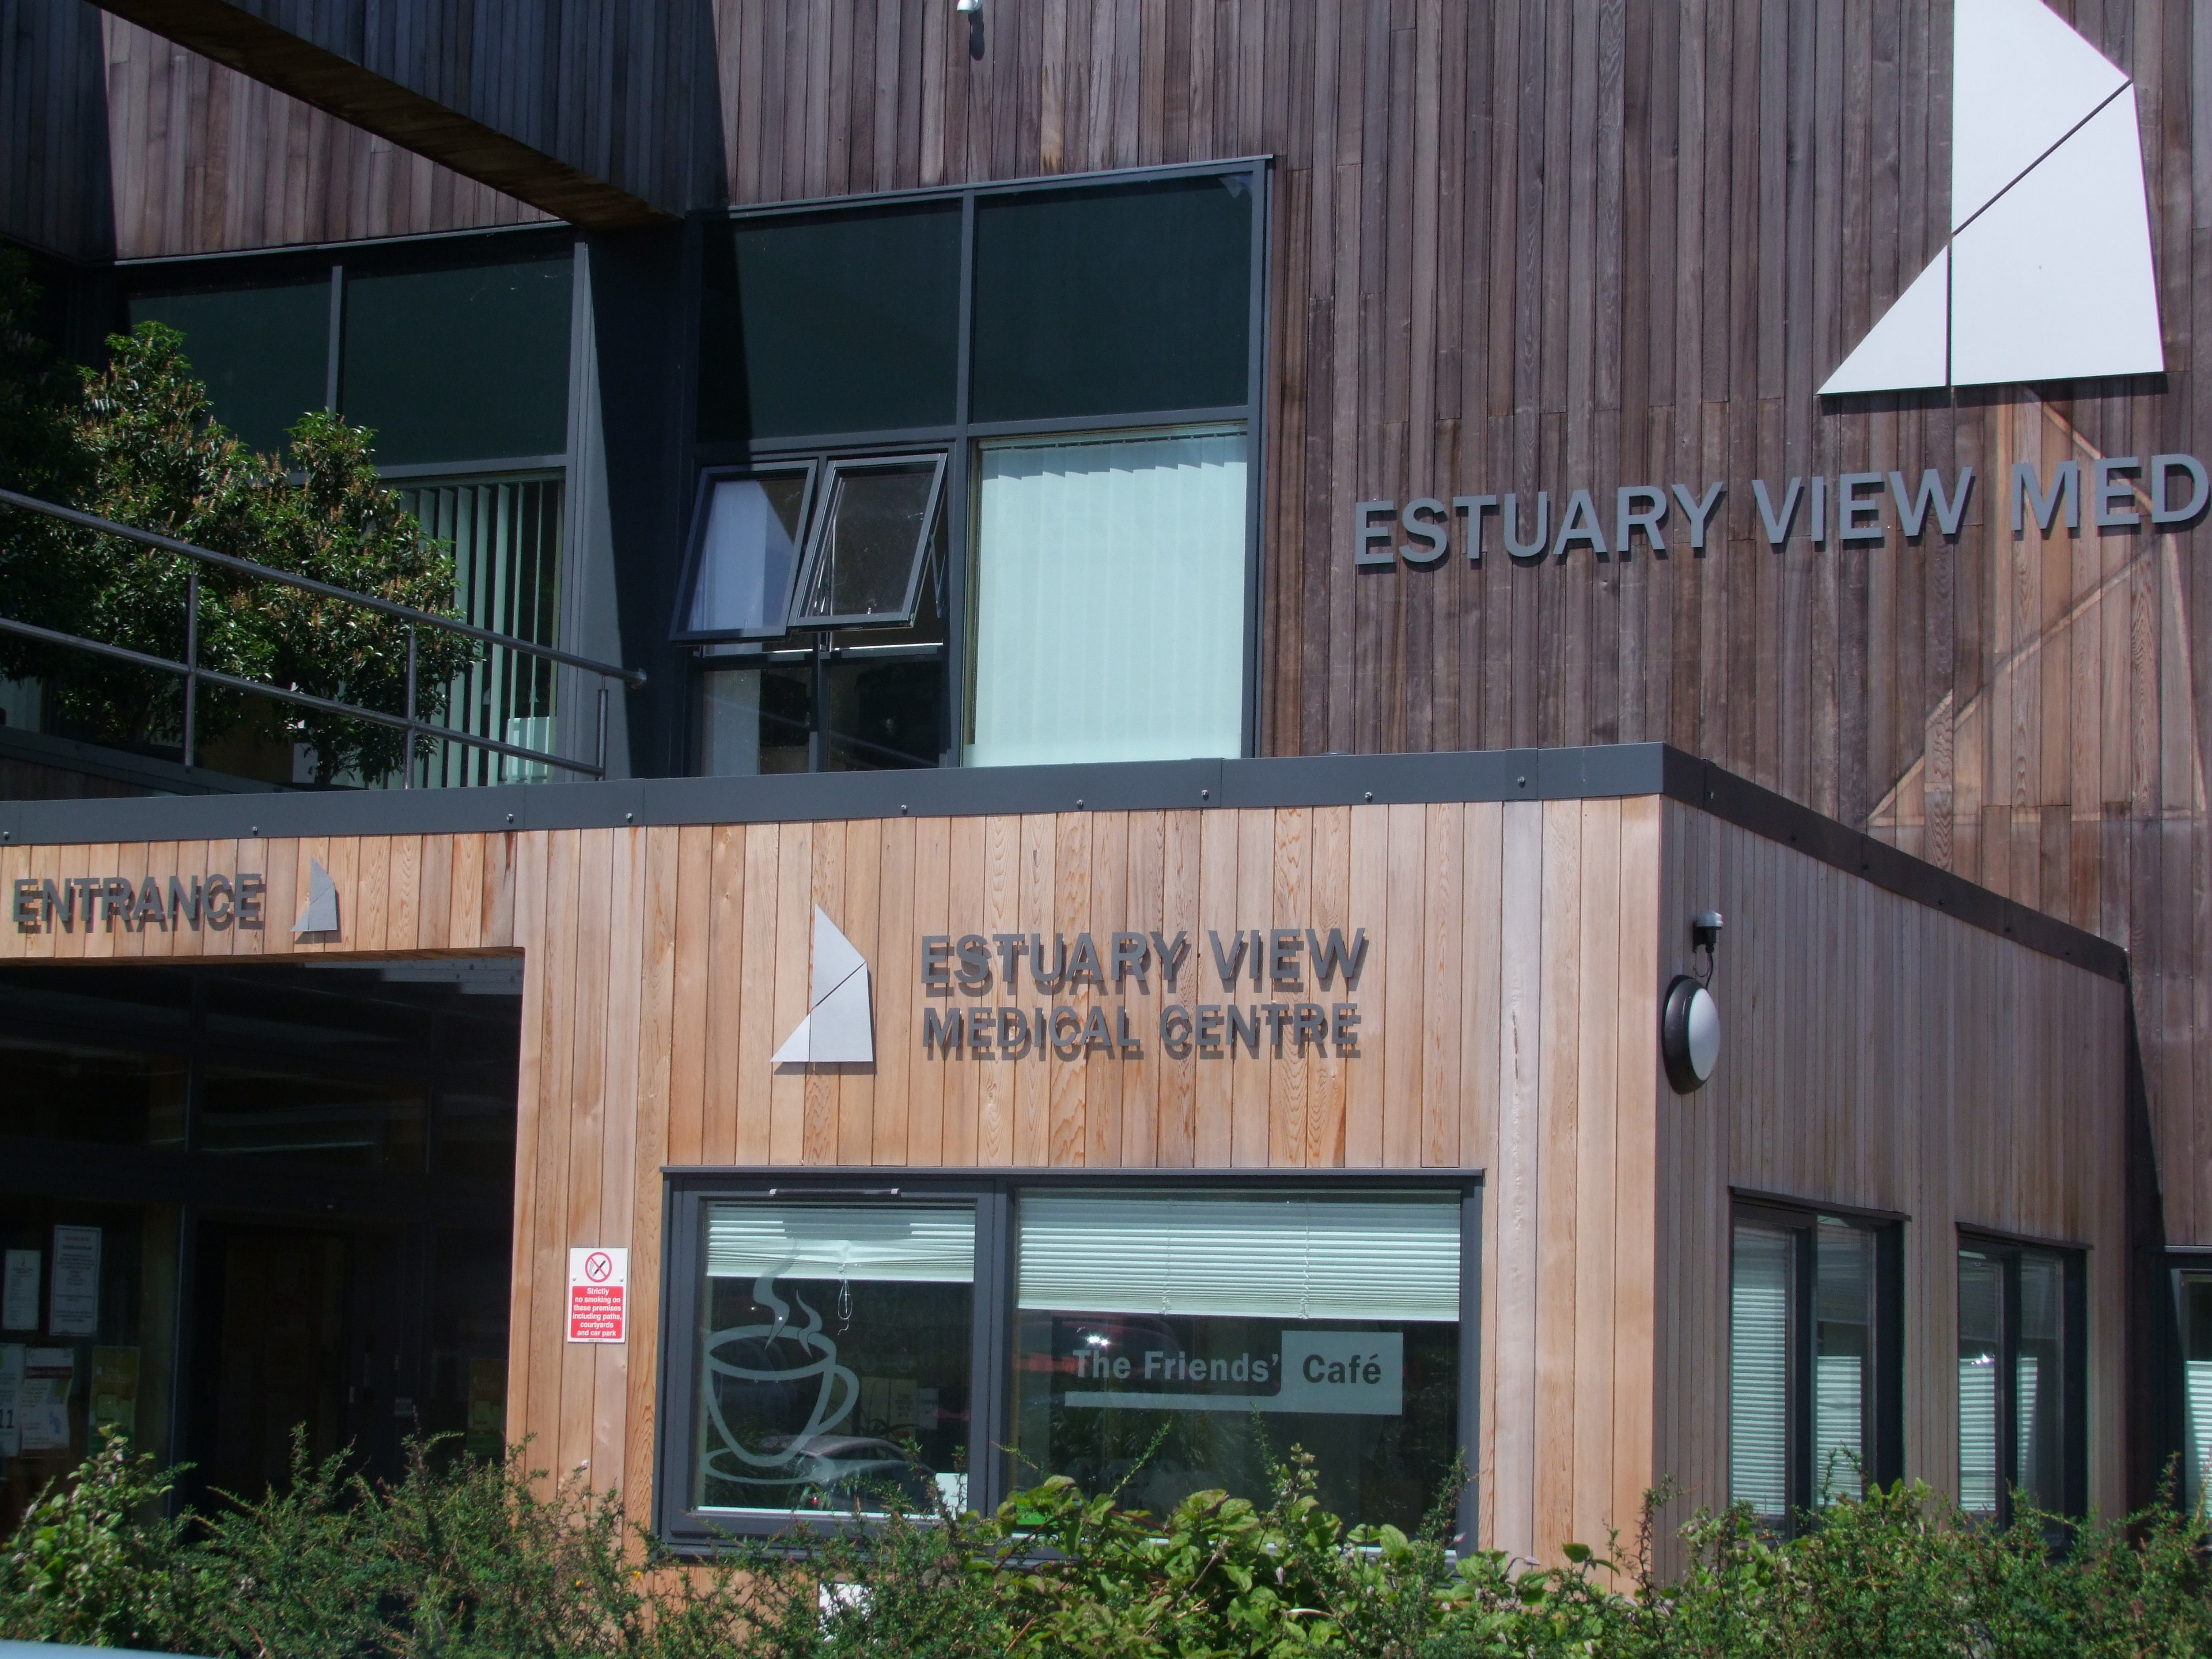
[696,202,963,442]
[130,283,331,456]
[340,255,574,465]
[969,173,1254,422]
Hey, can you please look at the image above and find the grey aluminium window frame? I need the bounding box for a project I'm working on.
[788,452,949,631]
[1729,1192,1906,1528]
[682,156,1272,770]
[1957,1225,2090,1529]
[669,461,820,644]
[652,1166,1480,1551]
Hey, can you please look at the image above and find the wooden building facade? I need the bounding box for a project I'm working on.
[0,0,2195,1560]
[0,751,2130,1560]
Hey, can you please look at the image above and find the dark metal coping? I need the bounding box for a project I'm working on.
[0,742,2127,982]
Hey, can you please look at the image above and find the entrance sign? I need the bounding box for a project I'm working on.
[566,1247,628,1343]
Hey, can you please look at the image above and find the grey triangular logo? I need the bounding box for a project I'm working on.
[291,858,340,936]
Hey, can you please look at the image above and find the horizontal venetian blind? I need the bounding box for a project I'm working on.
[1016,1194,1460,1321]
[704,1202,974,1283]
[1729,1222,1791,1519]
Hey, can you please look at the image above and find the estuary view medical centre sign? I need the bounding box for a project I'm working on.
[1353,454,2212,572]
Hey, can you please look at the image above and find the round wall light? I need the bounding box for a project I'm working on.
[1661,975,1721,1093]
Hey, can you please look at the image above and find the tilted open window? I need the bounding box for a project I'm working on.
[673,464,817,643]
[789,454,947,630]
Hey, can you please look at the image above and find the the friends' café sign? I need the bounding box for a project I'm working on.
[919,926,1370,1063]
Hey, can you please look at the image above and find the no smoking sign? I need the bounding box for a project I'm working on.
[566,1247,629,1343]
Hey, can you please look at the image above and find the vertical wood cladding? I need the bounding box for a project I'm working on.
[101,15,551,256]
[2,0,114,261]
[692,0,2212,1258]
[0,807,2125,1560]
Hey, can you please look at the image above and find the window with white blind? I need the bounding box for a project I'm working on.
[1958,1239,2085,1531]
[969,430,1248,767]
[656,1176,1477,1546]
[1012,1190,1465,1535]
[1729,1203,1900,1532]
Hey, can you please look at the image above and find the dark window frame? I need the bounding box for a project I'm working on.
[787,452,949,631]
[683,157,1272,772]
[1729,1196,1906,1531]
[653,1167,1480,1552]
[1957,1228,2089,1530]
[669,461,820,645]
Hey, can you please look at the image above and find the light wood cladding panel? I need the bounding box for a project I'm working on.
[0,796,2124,1565]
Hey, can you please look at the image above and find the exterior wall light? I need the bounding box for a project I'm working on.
[1662,910,1723,1094]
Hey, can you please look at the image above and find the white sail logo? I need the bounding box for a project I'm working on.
[1821,0,2162,393]
[770,906,874,1065]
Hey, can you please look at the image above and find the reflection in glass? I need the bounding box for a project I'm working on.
[0,1037,186,1146]
[697,660,813,777]
[687,474,811,637]
[341,257,573,466]
[198,1066,428,1171]
[129,282,329,456]
[971,430,1246,767]
[1729,1222,1791,1522]
[2183,1275,2212,1514]
[1813,1218,1870,1503]
[693,1202,975,1514]
[1959,1252,2003,1516]
[696,204,962,442]
[2017,1252,2066,1516]
[792,459,940,628]
[971,174,1253,423]
[1010,1193,1461,1533]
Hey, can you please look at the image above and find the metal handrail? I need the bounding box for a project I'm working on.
[0,487,645,784]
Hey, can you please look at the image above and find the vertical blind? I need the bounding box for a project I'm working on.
[1729,1223,1791,1518]
[1016,1193,1460,1321]
[969,431,1247,767]
[403,475,564,786]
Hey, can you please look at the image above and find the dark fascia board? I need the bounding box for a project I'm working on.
[0,741,2123,981]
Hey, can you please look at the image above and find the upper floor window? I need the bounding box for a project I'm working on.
[1959,1238,2085,1531]
[688,164,1263,776]
[1730,1203,1902,1529]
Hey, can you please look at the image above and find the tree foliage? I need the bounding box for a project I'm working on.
[0,250,473,783]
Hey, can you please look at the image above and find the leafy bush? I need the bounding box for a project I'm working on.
[0,249,473,782]
[3,1429,2209,1658]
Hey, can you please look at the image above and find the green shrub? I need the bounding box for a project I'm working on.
[3,1430,2209,1658]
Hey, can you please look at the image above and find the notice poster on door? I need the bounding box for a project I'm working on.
[18,1347,73,1452]
[48,1226,100,1338]
[2,1251,37,1330]
[92,1346,139,1440]
[566,1248,627,1343]
[0,1343,22,1457]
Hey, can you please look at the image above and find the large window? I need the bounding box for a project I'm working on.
[1959,1238,2085,1529]
[1729,1204,1902,1529]
[657,1177,1477,1545]
[688,164,1264,776]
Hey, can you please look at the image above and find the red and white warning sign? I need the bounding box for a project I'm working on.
[566,1247,628,1343]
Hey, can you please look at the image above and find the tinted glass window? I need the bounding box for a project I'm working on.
[971,175,1252,422]
[793,457,940,627]
[683,472,810,638]
[342,256,573,465]
[698,204,961,442]
[130,282,328,456]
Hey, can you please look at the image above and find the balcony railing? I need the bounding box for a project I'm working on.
[0,487,645,784]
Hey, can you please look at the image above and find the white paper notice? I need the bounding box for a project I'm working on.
[2,1251,37,1330]
[18,1347,73,1452]
[0,1343,22,1457]
[48,1226,100,1338]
